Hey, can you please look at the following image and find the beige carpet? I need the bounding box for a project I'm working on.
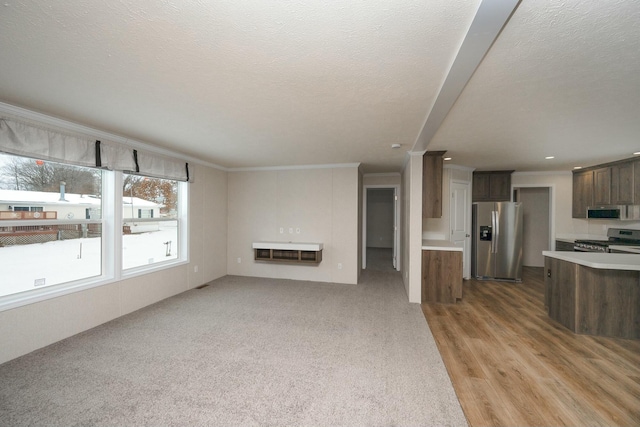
[0,270,467,426]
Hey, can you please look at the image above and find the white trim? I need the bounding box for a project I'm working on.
[110,171,122,282]
[403,150,425,170]
[0,101,226,171]
[449,179,473,279]
[362,184,401,271]
[363,172,401,178]
[512,183,556,251]
[228,162,361,172]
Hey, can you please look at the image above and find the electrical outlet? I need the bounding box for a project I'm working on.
[34,278,46,287]
[194,265,198,273]
[237,257,241,264]
[296,228,300,234]
[338,263,343,270]
[279,227,284,234]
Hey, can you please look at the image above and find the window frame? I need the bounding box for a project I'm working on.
[120,175,188,277]
[0,165,189,312]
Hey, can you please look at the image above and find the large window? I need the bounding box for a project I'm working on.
[0,151,188,303]
[0,153,103,297]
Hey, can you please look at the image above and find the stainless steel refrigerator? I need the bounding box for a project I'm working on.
[472,202,523,281]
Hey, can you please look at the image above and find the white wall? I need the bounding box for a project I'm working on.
[0,164,228,364]
[401,153,423,303]
[226,166,360,284]
[363,173,401,187]
[422,166,473,240]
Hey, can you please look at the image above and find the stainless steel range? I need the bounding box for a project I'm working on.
[574,228,640,252]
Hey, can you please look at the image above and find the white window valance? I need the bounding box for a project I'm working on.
[0,117,95,167]
[0,117,192,182]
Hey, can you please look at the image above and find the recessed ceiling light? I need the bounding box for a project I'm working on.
[391,143,401,149]
[573,166,582,170]
[444,157,452,161]
[545,156,555,160]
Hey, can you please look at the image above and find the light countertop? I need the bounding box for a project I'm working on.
[422,240,463,251]
[252,242,323,251]
[543,251,640,271]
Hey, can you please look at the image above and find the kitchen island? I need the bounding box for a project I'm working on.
[543,251,640,339]
[422,240,463,304]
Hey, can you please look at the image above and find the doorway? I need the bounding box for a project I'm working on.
[362,186,400,271]
[513,187,551,267]
[450,181,472,278]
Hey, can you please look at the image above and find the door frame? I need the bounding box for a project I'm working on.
[511,184,556,251]
[450,180,472,279]
[362,185,401,271]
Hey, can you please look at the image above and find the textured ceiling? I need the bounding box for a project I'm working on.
[429,0,640,171]
[1,1,639,173]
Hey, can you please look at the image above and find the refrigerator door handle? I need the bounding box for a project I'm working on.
[491,210,498,253]
[493,211,500,254]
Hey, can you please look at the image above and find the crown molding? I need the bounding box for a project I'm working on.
[363,172,401,177]
[227,163,361,172]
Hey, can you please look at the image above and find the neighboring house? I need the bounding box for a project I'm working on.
[0,189,163,245]
[0,189,162,221]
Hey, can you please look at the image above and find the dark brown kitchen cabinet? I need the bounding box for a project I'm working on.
[422,250,462,304]
[423,151,445,218]
[555,240,575,251]
[572,170,593,218]
[472,171,513,202]
[572,156,640,219]
[611,161,635,204]
[544,256,640,339]
[593,167,611,205]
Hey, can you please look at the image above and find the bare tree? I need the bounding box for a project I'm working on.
[0,155,23,190]
[123,175,177,215]
[0,155,100,194]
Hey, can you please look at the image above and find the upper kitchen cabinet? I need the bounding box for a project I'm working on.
[593,167,612,205]
[572,169,593,218]
[423,151,445,218]
[572,156,640,218]
[472,171,513,202]
[611,161,635,205]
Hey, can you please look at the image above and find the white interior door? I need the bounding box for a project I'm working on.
[450,181,471,278]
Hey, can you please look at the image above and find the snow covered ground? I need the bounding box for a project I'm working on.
[1,224,178,298]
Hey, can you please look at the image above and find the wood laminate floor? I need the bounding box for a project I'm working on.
[422,266,640,427]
